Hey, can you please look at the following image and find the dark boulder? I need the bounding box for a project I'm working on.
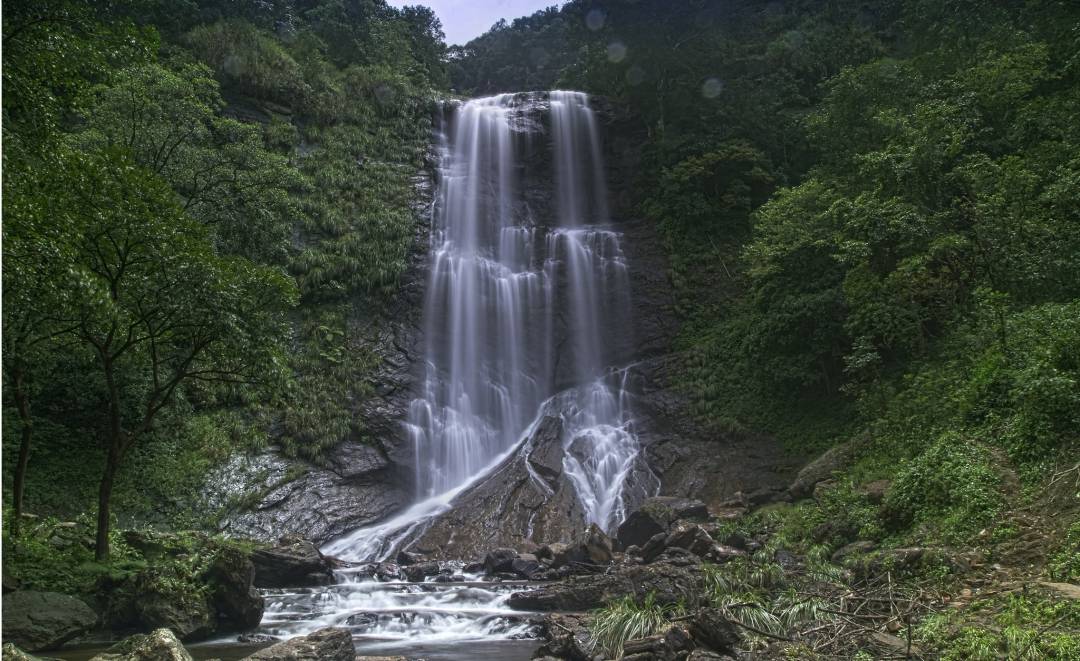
[395,551,423,566]
[483,548,519,574]
[510,555,544,580]
[207,546,264,632]
[690,608,740,655]
[243,627,354,660]
[2,590,97,652]
[402,562,440,583]
[582,524,614,564]
[508,561,704,611]
[533,613,593,661]
[617,497,708,549]
[665,522,715,557]
[133,589,214,641]
[542,525,615,571]
[251,536,334,588]
[621,623,693,660]
[535,543,565,563]
[640,531,669,563]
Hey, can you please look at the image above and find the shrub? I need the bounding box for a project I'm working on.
[885,433,1004,542]
[1048,519,1080,582]
[185,19,308,105]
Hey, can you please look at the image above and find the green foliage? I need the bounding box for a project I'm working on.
[74,61,300,264]
[2,0,443,532]
[771,482,885,550]
[589,593,684,659]
[702,558,832,650]
[917,594,1080,660]
[885,434,1004,543]
[1,0,157,155]
[2,513,141,594]
[1049,519,1080,582]
[184,19,308,104]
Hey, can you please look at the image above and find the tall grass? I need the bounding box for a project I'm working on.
[589,592,685,658]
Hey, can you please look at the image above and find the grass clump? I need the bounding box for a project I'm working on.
[589,593,685,659]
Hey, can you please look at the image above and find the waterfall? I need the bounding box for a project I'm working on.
[325,91,648,563]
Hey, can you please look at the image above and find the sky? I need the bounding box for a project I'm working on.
[388,0,560,45]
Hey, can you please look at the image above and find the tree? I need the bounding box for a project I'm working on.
[1,157,82,535]
[1,0,155,157]
[74,62,301,264]
[36,147,296,559]
[399,5,448,87]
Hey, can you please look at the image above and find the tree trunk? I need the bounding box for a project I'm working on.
[12,366,33,537]
[96,357,123,561]
[95,439,120,561]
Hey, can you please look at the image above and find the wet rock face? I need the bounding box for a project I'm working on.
[409,415,590,558]
[211,444,410,546]
[211,93,795,551]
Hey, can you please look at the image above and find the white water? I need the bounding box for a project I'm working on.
[258,92,648,658]
[255,573,537,659]
[401,90,640,531]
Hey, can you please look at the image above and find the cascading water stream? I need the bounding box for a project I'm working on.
[324,91,646,564]
[257,92,653,659]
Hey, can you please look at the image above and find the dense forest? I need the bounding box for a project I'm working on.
[3,0,1079,659]
[3,0,446,558]
[453,0,1080,546]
